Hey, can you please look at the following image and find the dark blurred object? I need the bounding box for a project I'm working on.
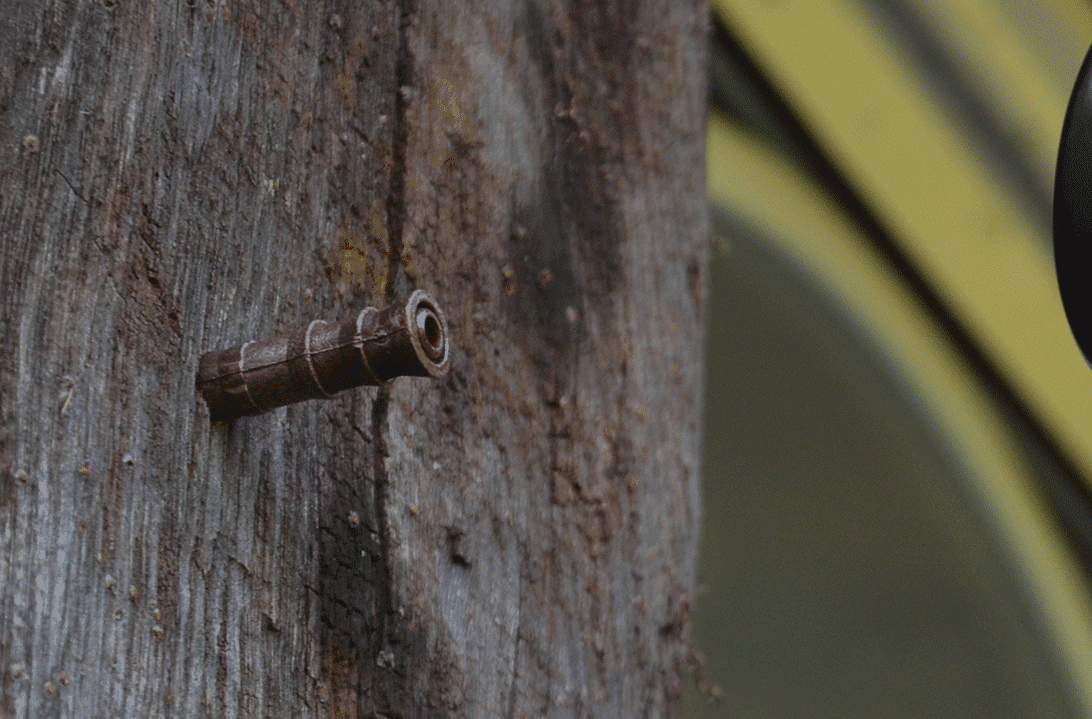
[1055,43,1092,365]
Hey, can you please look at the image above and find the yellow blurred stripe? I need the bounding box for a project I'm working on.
[708,112,1092,716]
[712,0,1092,484]
[1007,0,1092,83]
[904,0,1071,190]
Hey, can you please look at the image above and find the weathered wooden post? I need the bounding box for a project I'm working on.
[0,0,708,715]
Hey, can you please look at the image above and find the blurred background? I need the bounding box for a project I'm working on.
[689,1,1092,716]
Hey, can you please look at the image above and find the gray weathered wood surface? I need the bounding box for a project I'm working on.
[0,0,708,716]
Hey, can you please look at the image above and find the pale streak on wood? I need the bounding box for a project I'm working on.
[0,0,708,716]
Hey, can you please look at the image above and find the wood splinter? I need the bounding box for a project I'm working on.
[197,289,450,422]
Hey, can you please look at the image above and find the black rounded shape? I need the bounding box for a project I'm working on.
[422,313,441,349]
[1055,43,1092,364]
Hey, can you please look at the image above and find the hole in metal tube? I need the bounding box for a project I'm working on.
[415,306,444,361]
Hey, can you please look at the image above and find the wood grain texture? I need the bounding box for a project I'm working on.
[0,0,708,716]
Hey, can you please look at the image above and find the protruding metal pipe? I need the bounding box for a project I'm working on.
[197,290,450,422]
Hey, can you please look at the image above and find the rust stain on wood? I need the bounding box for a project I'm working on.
[329,201,390,298]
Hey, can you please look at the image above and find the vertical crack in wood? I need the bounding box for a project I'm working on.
[368,0,416,712]
[374,0,416,618]
[370,386,393,620]
[383,0,415,305]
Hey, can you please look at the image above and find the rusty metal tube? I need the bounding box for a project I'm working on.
[197,290,450,422]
